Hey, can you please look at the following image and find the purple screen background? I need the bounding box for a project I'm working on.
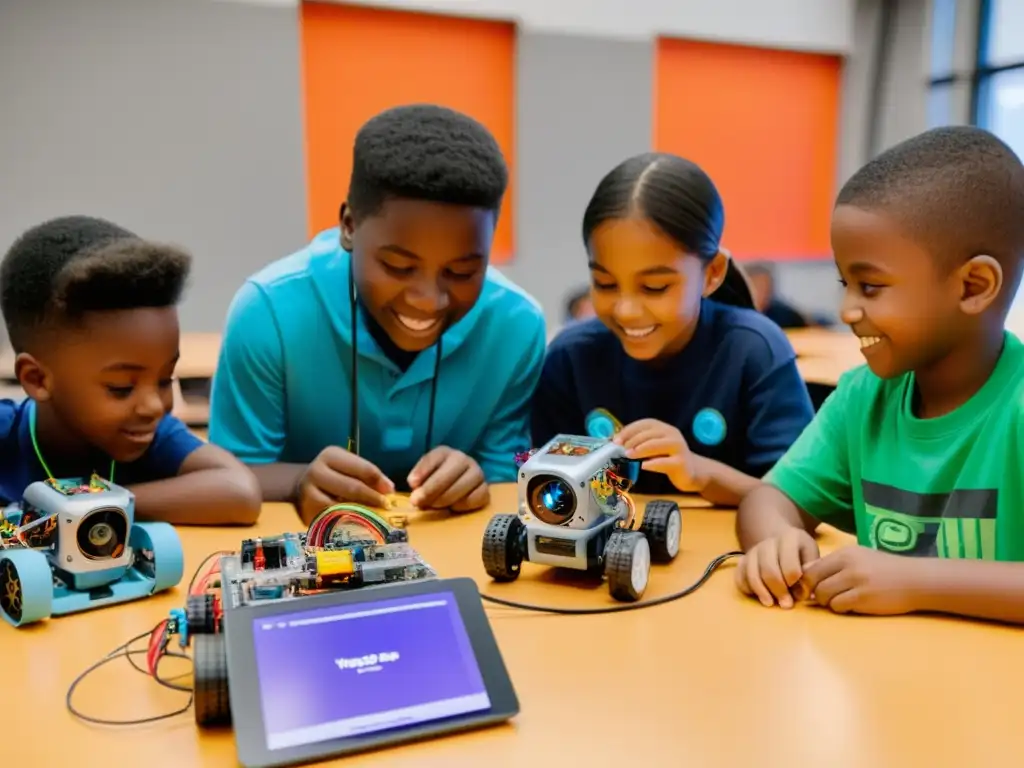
[251,591,487,740]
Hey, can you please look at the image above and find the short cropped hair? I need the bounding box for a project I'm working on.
[0,215,191,351]
[346,104,508,221]
[836,126,1024,282]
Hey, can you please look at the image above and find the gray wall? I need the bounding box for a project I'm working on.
[0,0,307,336]
[0,0,941,336]
[502,32,653,330]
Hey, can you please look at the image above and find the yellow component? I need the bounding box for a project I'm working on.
[388,514,408,529]
[315,549,355,577]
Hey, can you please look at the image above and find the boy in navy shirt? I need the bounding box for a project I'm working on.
[210,105,546,522]
[0,216,261,525]
[531,153,814,505]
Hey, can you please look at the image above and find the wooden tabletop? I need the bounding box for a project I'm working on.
[786,327,864,387]
[5,483,1020,767]
[0,331,222,381]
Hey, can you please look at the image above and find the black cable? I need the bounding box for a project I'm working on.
[187,549,231,594]
[349,255,360,455]
[480,550,741,614]
[425,336,442,453]
[66,629,192,726]
[67,553,221,726]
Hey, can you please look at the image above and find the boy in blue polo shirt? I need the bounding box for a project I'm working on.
[0,216,261,525]
[735,126,1024,624]
[531,153,814,506]
[209,104,546,522]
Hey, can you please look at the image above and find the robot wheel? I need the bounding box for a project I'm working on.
[0,549,53,628]
[129,522,185,593]
[640,500,682,563]
[604,529,651,602]
[186,593,218,635]
[481,514,525,582]
[193,633,232,727]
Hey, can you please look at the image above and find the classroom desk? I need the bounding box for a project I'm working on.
[0,331,222,381]
[786,327,865,387]
[5,485,1021,767]
[0,332,221,425]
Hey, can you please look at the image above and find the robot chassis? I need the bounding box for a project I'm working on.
[168,503,438,727]
[0,475,182,628]
[481,434,683,601]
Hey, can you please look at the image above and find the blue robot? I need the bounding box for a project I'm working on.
[0,474,183,627]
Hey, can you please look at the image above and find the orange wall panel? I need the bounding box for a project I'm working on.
[299,2,516,262]
[654,38,841,261]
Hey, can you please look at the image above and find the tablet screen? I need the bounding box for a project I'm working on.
[251,590,492,750]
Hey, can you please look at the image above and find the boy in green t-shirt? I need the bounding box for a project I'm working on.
[734,126,1024,624]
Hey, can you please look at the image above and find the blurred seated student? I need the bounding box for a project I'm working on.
[531,153,815,506]
[746,262,814,329]
[735,127,1024,624]
[0,216,262,525]
[564,286,596,323]
[209,105,545,523]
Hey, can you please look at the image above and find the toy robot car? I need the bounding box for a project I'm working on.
[0,475,183,628]
[481,434,682,602]
[172,503,437,726]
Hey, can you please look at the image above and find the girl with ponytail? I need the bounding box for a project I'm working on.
[531,153,814,506]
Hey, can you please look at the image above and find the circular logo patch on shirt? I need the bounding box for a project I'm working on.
[585,408,622,439]
[692,408,727,446]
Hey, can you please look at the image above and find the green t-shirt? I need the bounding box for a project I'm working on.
[765,331,1024,561]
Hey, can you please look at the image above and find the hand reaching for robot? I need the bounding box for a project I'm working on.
[296,446,395,523]
[614,419,706,493]
[407,446,489,512]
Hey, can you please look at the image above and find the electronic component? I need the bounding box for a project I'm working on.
[175,503,437,728]
[0,475,182,628]
[482,433,682,602]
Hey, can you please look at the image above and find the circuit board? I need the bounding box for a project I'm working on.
[213,503,438,611]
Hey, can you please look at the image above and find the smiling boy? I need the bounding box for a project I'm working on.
[0,216,261,525]
[734,126,1024,624]
[209,104,546,522]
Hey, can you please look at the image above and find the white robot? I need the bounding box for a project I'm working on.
[481,434,682,602]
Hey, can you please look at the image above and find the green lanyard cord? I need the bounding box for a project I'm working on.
[28,401,115,483]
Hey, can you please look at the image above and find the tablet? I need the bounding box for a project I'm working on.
[224,576,519,768]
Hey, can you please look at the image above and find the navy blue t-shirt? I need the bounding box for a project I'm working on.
[0,398,203,506]
[530,300,815,495]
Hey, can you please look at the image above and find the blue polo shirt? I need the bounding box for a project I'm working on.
[0,398,202,506]
[208,227,546,487]
[531,300,815,495]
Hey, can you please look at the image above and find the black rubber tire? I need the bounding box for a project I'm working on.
[481,514,525,582]
[186,593,217,634]
[640,499,682,563]
[193,633,231,727]
[604,529,650,602]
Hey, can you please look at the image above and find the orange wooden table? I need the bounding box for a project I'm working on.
[786,327,864,387]
[4,484,1021,767]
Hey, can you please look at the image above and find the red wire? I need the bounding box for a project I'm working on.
[146,619,168,676]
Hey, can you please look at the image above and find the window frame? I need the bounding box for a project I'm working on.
[971,0,1024,126]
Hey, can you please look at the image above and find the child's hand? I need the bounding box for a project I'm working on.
[614,418,705,492]
[296,446,394,523]
[799,545,925,616]
[408,447,489,512]
[735,528,819,608]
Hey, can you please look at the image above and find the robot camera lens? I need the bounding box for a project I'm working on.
[527,477,577,526]
[88,523,114,546]
[77,508,128,560]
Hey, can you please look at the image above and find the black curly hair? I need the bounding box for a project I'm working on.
[0,215,191,352]
[836,126,1024,287]
[345,104,508,222]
